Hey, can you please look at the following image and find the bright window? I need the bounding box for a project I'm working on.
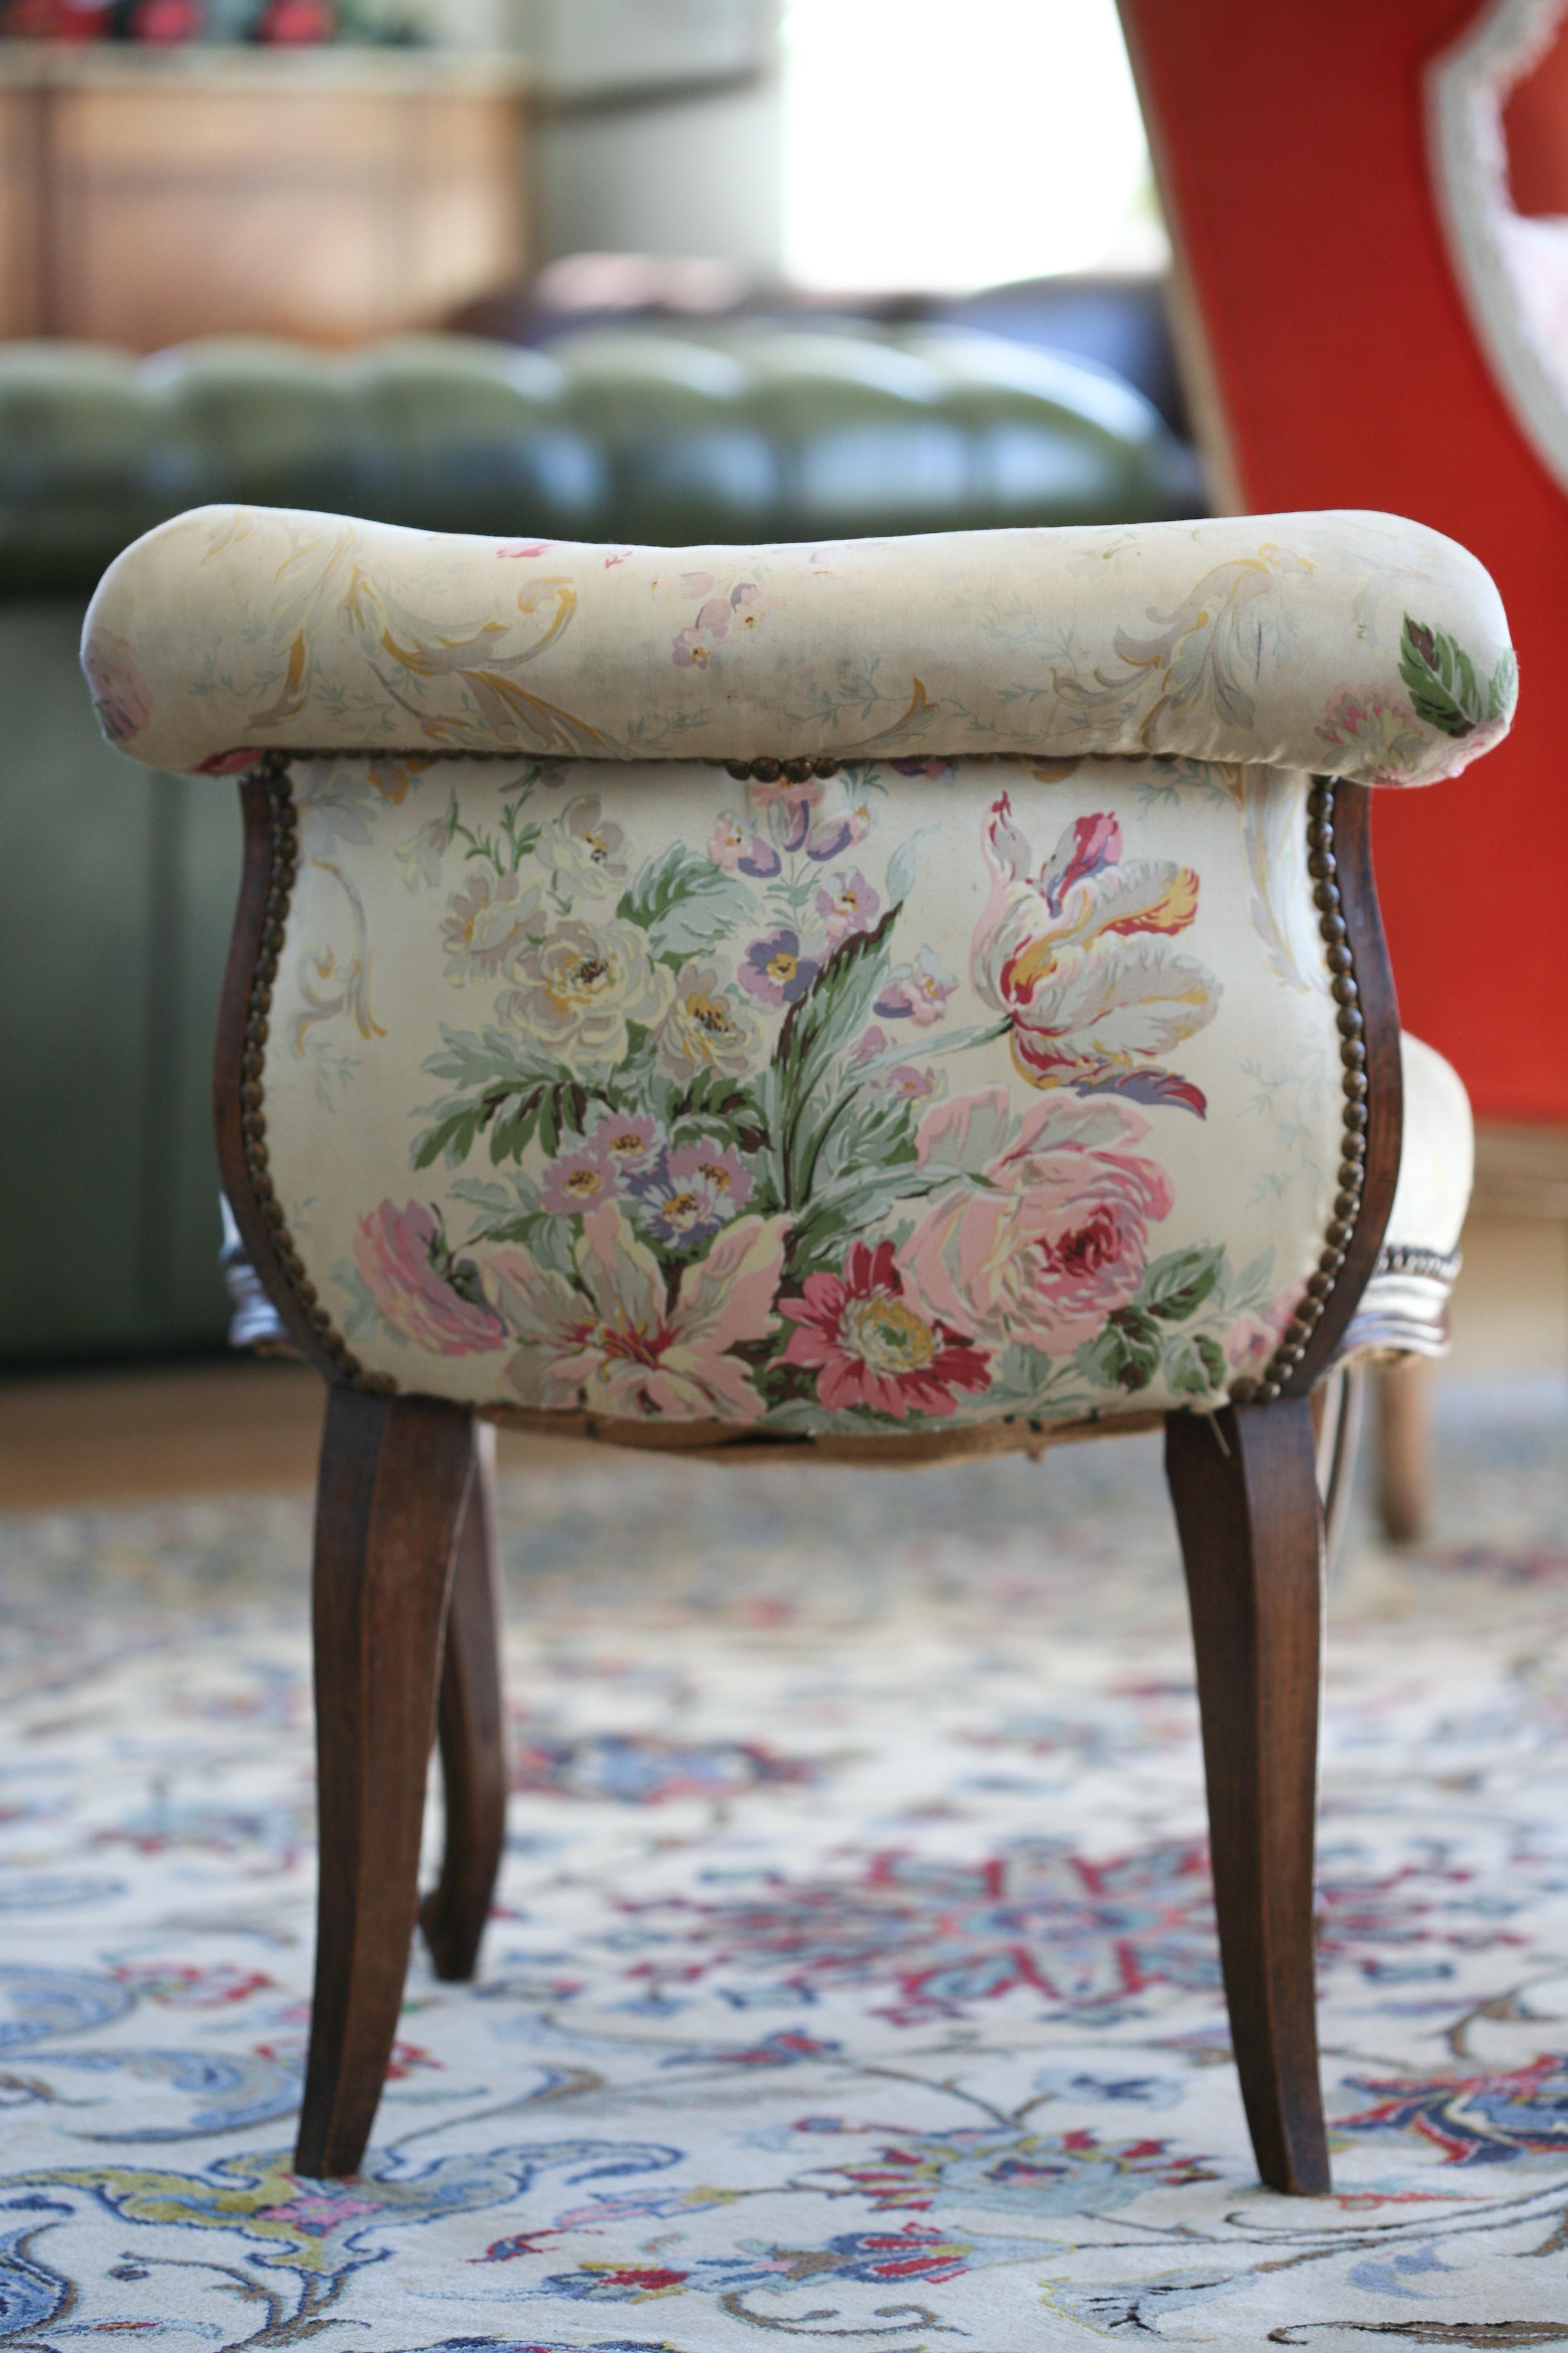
[781,0,1160,291]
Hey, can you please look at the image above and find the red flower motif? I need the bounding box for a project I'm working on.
[779,1240,990,1420]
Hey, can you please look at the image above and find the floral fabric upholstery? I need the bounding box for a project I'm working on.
[83,505,1507,1444]
[262,752,1342,1435]
[83,503,1514,787]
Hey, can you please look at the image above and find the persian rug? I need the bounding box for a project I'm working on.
[1,1376,1567,2349]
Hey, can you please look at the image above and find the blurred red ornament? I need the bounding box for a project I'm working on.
[122,0,204,34]
[252,0,334,39]
[0,0,114,35]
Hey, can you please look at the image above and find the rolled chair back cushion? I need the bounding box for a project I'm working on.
[83,505,1513,785]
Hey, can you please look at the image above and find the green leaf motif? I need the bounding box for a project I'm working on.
[772,905,902,1210]
[1078,1304,1161,1394]
[1398,614,1507,740]
[1165,1331,1227,1398]
[1139,1243,1226,1324]
[671,1069,771,1154]
[617,844,756,961]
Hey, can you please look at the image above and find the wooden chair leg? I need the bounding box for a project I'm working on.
[296,1387,475,2180]
[1375,1355,1432,1545]
[420,1421,508,1982]
[1165,1399,1330,2194]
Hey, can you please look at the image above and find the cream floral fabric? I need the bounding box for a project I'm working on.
[83,504,1516,786]
[264,752,1349,1434]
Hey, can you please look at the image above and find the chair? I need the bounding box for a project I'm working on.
[83,500,1510,2194]
[1118,0,1568,1534]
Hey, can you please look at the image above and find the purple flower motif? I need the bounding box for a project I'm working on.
[667,1138,755,1214]
[628,1141,754,1249]
[672,579,771,668]
[875,945,958,1027]
[778,797,814,854]
[749,775,819,856]
[540,1149,616,1217]
[803,813,860,862]
[709,814,781,878]
[585,1111,664,1177]
[851,1025,890,1066]
[816,869,881,945]
[738,927,819,1007]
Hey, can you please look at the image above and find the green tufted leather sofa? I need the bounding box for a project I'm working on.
[0,325,1196,1364]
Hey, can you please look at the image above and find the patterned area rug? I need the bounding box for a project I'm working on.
[2,1378,1567,2349]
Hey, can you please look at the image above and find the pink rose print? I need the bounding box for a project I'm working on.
[876,946,957,1026]
[1316,684,1425,785]
[898,1089,1174,1356]
[354,1200,506,1355]
[816,869,881,945]
[485,1205,788,1422]
[739,927,819,1007]
[779,1240,990,1421]
[972,794,1218,1115]
[83,629,153,743]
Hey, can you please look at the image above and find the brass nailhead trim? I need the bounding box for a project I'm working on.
[1229,778,1367,1407]
[240,755,394,1397]
[720,756,842,782]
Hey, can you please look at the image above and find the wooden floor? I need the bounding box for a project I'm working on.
[1,1212,1563,1513]
[0,1357,328,1510]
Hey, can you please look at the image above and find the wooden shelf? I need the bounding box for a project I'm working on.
[0,42,532,347]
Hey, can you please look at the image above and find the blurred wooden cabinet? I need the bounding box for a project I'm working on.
[0,44,530,349]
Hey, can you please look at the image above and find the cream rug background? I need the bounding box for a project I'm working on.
[1,1377,1566,2347]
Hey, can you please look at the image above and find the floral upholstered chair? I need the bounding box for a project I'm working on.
[84,505,1512,2194]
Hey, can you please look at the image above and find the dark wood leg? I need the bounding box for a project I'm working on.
[296,1387,475,2180]
[421,1421,508,1982]
[1165,1399,1330,2195]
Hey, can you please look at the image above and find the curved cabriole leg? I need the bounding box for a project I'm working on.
[296,1388,475,2180]
[1165,1399,1331,2196]
[421,1422,508,1982]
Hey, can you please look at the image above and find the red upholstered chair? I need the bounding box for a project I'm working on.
[1117,0,1568,1522]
